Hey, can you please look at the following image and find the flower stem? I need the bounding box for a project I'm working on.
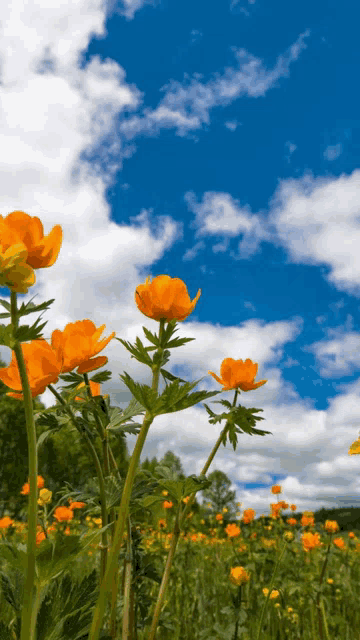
[122,516,133,640]
[255,540,287,640]
[316,536,332,640]
[147,390,239,640]
[88,318,167,640]
[47,384,109,583]
[10,291,38,640]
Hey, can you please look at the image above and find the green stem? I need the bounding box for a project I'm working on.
[10,291,38,640]
[255,541,287,640]
[316,535,332,640]
[147,390,239,640]
[47,384,108,583]
[122,517,133,640]
[88,318,167,640]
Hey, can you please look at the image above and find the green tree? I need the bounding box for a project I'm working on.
[200,469,237,515]
[159,450,185,478]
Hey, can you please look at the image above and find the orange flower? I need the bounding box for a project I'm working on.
[271,485,282,494]
[215,513,223,521]
[135,274,201,323]
[242,508,256,524]
[279,501,288,509]
[348,438,360,455]
[0,516,14,529]
[301,514,314,527]
[208,358,267,392]
[36,530,46,546]
[325,520,339,534]
[0,340,63,400]
[20,475,45,494]
[158,518,167,529]
[225,523,241,538]
[349,532,355,539]
[286,518,297,526]
[163,501,173,509]
[0,211,62,269]
[229,566,250,586]
[182,496,190,504]
[333,537,346,550]
[290,504,297,511]
[302,531,322,552]
[74,380,109,403]
[0,221,36,293]
[69,501,86,510]
[51,320,115,375]
[54,506,74,522]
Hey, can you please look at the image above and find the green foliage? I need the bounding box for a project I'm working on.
[203,400,271,451]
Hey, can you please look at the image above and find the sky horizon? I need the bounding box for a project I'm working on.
[1,0,360,518]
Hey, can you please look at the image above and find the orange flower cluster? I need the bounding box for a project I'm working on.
[54,506,74,522]
[301,513,315,527]
[0,516,14,529]
[0,320,115,400]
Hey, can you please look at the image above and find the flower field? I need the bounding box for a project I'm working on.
[1,482,360,639]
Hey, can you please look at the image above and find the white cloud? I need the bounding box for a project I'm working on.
[224,120,241,131]
[1,1,360,517]
[107,0,157,21]
[120,30,310,139]
[324,143,342,161]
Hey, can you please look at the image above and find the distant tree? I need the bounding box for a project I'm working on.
[159,450,185,478]
[200,469,237,515]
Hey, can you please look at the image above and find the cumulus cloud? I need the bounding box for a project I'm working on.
[119,30,310,139]
[0,1,359,517]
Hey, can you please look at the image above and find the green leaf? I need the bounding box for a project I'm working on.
[202,403,272,451]
[115,336,154,368]
[142,326,160,347]
[0,571,19,611]
[119,372,159,412]
[159,368,188,385]
[13,313,49,343]
[35,535,83,584]
[88,369,112,384]
[183,475,212,496]
[37,429,58,452]
[150,376,221,416]
[0,323,15,348]
[0,298,11,312]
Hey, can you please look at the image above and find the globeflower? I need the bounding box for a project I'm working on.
[21,475,45,494]
[0,210,62,269]
[325,520,339,534]
[271,485,282,494]
[0,516,14,529]
[163,501,173,509]
[302,531,322,552]
[54,506,74,523]
[51,320,116,375]
[38,488,52,505]
[225,523,241,538]
[229,566,250,586]
[242,508,256,524]
[135,274,201,322]
[208,358,267,392]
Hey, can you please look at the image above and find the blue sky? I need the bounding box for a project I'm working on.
[1,0,360,516]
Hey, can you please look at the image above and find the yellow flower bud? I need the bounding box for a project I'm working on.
[37,488,52,505]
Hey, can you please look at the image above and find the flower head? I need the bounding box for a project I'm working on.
[0,516,14,529]
[38,488,52,505]
[135,274,201,323]
[225,523,241,538]
[68,501,86,510]
[302,531,322,552]
[0,222,36,293]
[163,501,173,509]
[0,340,63,400]
[54,506,74,523]
[325,520,339,534]
[0,211,62,269]
[20,475,45,494]
[230,566,250,586]
[208,358,267,392]
[242,508,256,524]
[74,380,109,403]
[271,485,282,494]
[51,320,115,375]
